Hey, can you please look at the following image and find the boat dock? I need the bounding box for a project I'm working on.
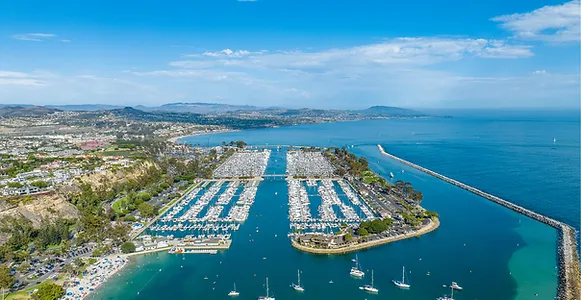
[377,144,581,300]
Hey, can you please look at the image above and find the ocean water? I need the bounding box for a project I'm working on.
[93,110,578,300]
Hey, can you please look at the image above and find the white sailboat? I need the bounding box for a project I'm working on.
[359,270,379,293]
[350,254,365,278]
[392,266,410,288]
[389,172,394,178]
[258,277,275,300]
[228,283,239,296]
[437,285,455,300]
[291,269,305,292]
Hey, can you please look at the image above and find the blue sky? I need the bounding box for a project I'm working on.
[0,0,579,109]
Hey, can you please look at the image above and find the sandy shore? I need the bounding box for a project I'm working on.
[292,218,440,255]
[167,129,239,144]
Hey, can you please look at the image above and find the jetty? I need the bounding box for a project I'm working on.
[377,144,581,300]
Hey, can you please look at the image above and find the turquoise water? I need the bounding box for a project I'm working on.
[93,110,578,299]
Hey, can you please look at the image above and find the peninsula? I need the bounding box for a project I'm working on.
[286,147,440,254]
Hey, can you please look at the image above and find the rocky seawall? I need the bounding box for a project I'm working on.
[377,144,580,300]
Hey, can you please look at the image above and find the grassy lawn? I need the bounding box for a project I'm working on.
[112,197,128,214]
[5,277,65,300]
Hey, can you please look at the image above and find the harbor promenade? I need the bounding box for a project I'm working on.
[291,218,440,255]
[378,144,581,300]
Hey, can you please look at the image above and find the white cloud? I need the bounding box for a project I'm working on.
[532,70,547,74]
[0,70,53,86]
[11,33,56,42]
[11,33,71,42]
[185,49,267,58]
[492,0,581,42]
[170,38,533,75]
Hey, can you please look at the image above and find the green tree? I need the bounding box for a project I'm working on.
[120,241,136,253]
[7,182,23,188]
[137,192,152,202]
[138,202,154,217]
[32,281,64,300]
[359,228,369,236]
[30,181,50,188]
[0,264,14,290]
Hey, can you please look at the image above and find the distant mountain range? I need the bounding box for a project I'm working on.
[5,102,424,116]
[0,103,427,121]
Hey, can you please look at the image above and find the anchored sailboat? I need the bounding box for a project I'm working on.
[359,270,379,293]
[350,254,365,278]
[228,283,239,296]
[291,269,305,292]
[437,285,455,300]
[392,266,410,289]
[258,277,275,300]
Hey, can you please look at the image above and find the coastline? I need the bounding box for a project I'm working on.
[167,129,239,144]
[377,144,581,300]
[291,218,440,255]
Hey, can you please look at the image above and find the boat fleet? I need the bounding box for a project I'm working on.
[214,150,271,178]
[288,178,377,233]
[222,261,461,298]
[286,150,335,177]
[147,179,259,240]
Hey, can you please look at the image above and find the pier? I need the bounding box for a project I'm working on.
[377,144,581,300]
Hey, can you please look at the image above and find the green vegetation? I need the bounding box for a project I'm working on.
[120,241,136,254]
[0,217,74,261]
[31,282,64,300]
[30,181,50,188]
[0,264,14,289]
[6,182,23,188]
[358,218,394,235]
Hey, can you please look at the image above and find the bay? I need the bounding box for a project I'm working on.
[93,110,578,300]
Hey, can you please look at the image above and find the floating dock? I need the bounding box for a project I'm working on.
[377,144,580,300]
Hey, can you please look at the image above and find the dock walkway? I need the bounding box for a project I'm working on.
[377,144,580,300]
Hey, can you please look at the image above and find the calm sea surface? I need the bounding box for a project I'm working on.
[93,110,579,300]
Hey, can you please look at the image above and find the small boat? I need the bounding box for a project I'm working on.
[359,270,379,293]
[389,172,394,178]
[451,282,463,290]
[228,283,240,296]
[350,254,365,278]
[258,277,275,300]
[204,276,209,280]
[329,280,334,284]
[553,138,556,143]
[291,269,305,292]
[392,266,411,289]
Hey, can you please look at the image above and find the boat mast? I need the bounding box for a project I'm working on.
[266,277,270,297]
[371,270,374,287]
[234,283,236,292]
[402,266,405,283]
[298,269,301,286]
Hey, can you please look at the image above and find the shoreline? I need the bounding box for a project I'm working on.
[377,144,581,300]
[291,218,440,255]
[167,129,239,144]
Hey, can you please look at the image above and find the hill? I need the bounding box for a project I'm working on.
[0,106,60,117]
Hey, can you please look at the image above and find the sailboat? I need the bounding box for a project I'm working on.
[437,285,455,300]
[359,270,379,293]
[258,277,275,300]
[389,172,394,178]
[392,266,410,288]
[228,283,239,296]
[350,254,365,278]
[291,269,305,292]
